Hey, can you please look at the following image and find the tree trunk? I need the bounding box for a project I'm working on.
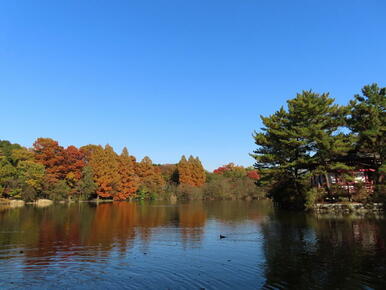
[324,173,331,195]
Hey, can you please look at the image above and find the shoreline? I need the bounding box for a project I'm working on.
[1,198,384,216]
[313,202,384,214]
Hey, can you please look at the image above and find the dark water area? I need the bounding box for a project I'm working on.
[0,200,385,289]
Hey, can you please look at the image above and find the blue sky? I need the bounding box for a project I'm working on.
[0,0,385,170]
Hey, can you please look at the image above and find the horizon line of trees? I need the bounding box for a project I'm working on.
[0,138,208,201]
[252,83,385,209]
[0,138,262,202]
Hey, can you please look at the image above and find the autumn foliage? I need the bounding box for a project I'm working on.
[29,139,169,200]
[2,137,261,202]
[33,138,66,183]
[116,148,139,201]
[247,170,260,180]
[136,156,165,194]
[214,163,260,180]
[88,145,121,199]
[177,155,206,186]
[63,146,85,190]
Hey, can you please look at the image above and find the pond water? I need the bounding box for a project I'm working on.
[0,200,385,289]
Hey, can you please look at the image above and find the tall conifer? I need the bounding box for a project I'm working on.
[348,84,385,184]
[136,156,165,194]
[89,145,121,199]
[252,91,351,205]
[116,147,139,200]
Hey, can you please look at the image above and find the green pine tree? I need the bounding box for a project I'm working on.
[252,90,351,208]
[347,83,385,186]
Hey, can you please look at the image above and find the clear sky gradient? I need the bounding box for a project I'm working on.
[1,0,385,170]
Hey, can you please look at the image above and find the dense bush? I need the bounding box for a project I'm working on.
[154,173,266,201]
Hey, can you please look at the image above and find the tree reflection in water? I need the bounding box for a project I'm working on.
[0,201,384,289]
[261,211,386,289]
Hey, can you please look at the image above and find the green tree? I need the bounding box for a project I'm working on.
[0,143,45,199]
[252,91,351,208]
[76,166,97,200]
[0,157,18,197]
[347,83,385,185]
[47,180,71,201]
[10,147,34,165]
[0,140,22,163]
[286,91,352,191]
[17,160,45,194]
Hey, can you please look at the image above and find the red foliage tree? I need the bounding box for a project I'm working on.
[213,163,245,177]
[64,146,85,179]
[33,138,66,183]
[247,170,260,180]
[64,145,85,191]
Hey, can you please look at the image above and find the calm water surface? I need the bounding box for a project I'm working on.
[0,200,385,289]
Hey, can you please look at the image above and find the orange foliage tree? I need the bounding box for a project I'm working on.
[116,147,139,201]
[64,145,85,192]
[177,156,194,185]
[33,138,88,197]
[80,144,101,163]
[136,156,165,194]
[190,156,206,186]
[177,155,206,186]
[88,145,121,199]
[33,138,66,183]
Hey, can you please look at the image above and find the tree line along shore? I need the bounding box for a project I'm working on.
[0,139,262,203]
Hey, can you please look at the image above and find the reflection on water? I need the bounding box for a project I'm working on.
[0,201,384,289]
[261,212,386,289]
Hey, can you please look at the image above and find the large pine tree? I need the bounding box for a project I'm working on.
[252,91,351,206]
[348,84,385,185]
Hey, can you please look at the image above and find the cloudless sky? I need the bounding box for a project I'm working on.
[0,0,385,170]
